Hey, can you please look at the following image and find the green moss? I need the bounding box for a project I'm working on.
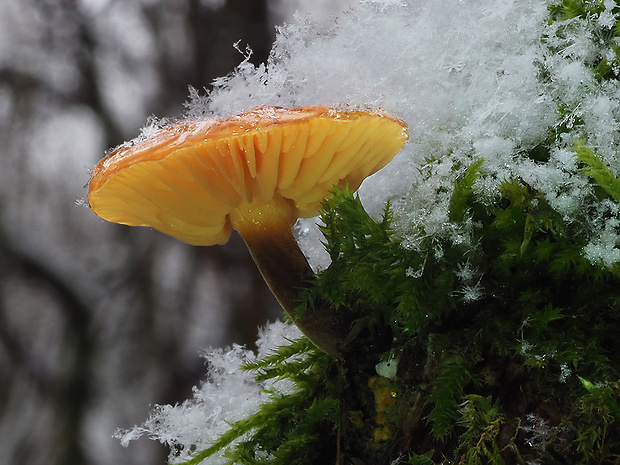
[454,395,505,465]
[574,142,620,204]
[181,176,620,463]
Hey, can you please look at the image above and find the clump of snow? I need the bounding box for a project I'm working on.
[115,321,302,464]
[180,0,620,270]
[584,201,620,267]
[184,0,558,269]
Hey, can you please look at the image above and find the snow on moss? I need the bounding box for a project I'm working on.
[115,321,302,464]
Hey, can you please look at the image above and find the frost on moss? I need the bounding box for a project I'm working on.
[118,0,620,463]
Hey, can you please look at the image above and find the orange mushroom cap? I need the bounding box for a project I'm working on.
[88,105,409,245]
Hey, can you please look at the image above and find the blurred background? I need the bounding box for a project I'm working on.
[0,1,357,464]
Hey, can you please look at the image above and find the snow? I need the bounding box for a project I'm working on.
[117,343,262,464]
[183,0,557,269]
[115,321,302,464]
[269,0,360,26]
[119,0,620,459]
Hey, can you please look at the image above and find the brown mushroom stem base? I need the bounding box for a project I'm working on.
[240,227,345,359]
[229,196,346,358]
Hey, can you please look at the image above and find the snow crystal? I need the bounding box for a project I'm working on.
[559,363,572,383]
[599,1,619,29]
[584,225,620,267]
[521,413,557,448]
[457,280,485,304]
[254,319,303,359]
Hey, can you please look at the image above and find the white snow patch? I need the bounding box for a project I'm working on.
[115,321,302,464]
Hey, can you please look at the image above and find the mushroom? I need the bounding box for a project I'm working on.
[88,105,408,358]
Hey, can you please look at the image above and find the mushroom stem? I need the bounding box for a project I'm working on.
[231,198,345,358]
[242,228,344,358]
